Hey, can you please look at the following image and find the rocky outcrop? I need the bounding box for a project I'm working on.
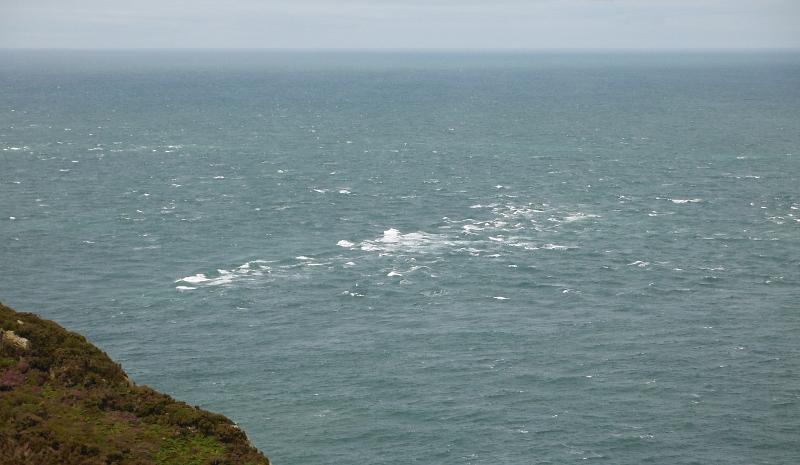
[1,329,30,350]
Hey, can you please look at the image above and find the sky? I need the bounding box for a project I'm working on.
[1,0,799,50]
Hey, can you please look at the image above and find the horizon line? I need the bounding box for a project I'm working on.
[3,46,800,53]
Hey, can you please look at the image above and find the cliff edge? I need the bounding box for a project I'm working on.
[0,301,270,465]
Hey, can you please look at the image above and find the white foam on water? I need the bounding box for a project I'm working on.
[462,224,484,232]
[493,296,510,300]
[380,228,403,243]
[360,243,381,252]
[176,260,276,289]
[563,213,600,222]
[176,286,196,291]
[669,198,702,204]
[387,265,424,277]
[177,274,210,284]
[543,244,571,250]
[206,270,236,286]
[358,228,451,254]
[337,240,355,248]
[457,247,485,256]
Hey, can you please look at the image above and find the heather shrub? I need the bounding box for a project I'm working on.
[0,302,270,465]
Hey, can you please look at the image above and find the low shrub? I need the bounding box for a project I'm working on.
[0,301,270,465]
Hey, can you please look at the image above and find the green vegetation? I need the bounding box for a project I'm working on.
[0,301,270,465]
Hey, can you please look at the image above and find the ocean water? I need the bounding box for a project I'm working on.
[1,50,799,464]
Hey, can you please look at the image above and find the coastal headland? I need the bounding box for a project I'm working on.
[0,301,270,464]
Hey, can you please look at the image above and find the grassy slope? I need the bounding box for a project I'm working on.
[0,301,270,465]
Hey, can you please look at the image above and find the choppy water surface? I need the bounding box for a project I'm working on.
[1,51,799,464]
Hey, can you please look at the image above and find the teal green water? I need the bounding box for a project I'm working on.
[2,51,799,464]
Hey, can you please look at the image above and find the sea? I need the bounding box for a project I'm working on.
[1,50,799,464]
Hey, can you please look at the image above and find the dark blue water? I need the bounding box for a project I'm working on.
[2,51,799,464]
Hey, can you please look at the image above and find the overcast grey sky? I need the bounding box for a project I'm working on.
[1,0,799,50]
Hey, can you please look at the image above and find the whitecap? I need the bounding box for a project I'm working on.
[543,244,571,250]
[493,296,510,300]
[176,286,196,291]
[670,198,702,204]
[206,270,235,286]
[563,213,600,222]
[177,274,209,284]
[459,247,484,256]
[337,240,355,248]
[357,228,452,254]
[379,228,402,243]
[387,271,402,277]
